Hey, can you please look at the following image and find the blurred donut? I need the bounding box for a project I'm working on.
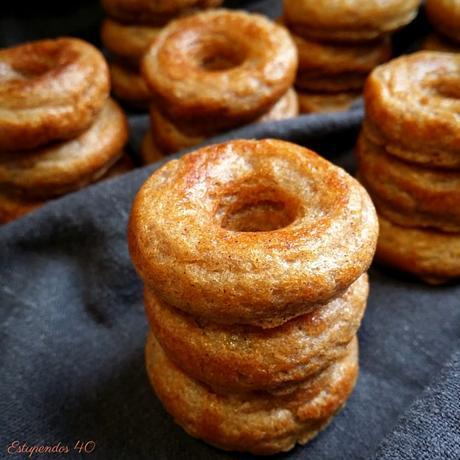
[129,139,378,327]
[426,0,460,44]
[139,130,166,164]
[110,62,151,108]
[422,33,459,53]
[364,52,460,169]
[298,91,359,114]
[0,38,109,151]
[142,10,297,129]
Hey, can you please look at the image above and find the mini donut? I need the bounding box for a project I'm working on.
[101,19,161,64]
[293,33,391,93]
[110,62,151,108]
[376,215,460,284]
[0,99,128,199]
[426,0,460,44]
[101,0,223,26]
[422,34,460,53]
[146,333,358,455]
[0,38,109,151]
[356,135,460,233]
[297,91,359,114]
[145,273,367,392]
[283,0,421,43]
[150,89,299,154]
[128,139,378,327]
[140,130,166,164]
[364,52,460,169]
[142,10,298,129]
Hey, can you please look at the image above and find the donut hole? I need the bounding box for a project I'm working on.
[217,183,300,232]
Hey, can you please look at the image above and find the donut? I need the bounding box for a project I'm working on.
[426,0,460,44]
[101,19,161,63]
[142,10,298,129]
[422,34,460,53]
[128,139,378,327]
[293,33,391,92]
[298,91,359,114]
[0,99,128,199]
[145,273,367,392]
[356,134,460,233]
[283,0,421,43]
[150,88,299,154]
[140,130,166,164]
[376,215,460,284]
[101,0,223,26]
[146,333,358,455]
[364,52,460,169]
[110,62,151,108]
[0,38,109,151]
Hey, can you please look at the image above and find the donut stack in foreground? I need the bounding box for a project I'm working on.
[139,10,299,163]
[423,0,460,53]
[282,0,422,114]
[100,0,223,108]
[0,38,129,224]
[129,139,378,454]
[356,51,460,284]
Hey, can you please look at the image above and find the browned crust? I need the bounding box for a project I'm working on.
[426,0,460,44]
[139,130,166,165]
[297,91,359,114]
[110,62,151,108]
[422,33,460,53]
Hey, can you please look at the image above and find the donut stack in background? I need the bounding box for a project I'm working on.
[423,0,460,53]
[356,51,460,284]
[282,0,422,114]
[100,0,223,108]
[129,139,378,454]
[0,38,129,224]
[139,10,299,162]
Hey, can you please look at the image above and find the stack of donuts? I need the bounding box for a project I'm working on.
[129,139,378,454]
[100,0,223,108]
[282,0,422,114]
[0,38,129,224]
[423,0,460,53]
[356,51,460,284]
[139,10,299,162]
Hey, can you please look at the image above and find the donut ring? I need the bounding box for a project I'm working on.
[128,139,378,327]
[297,91,359,114]
[364,52,460,169]
[150,88,299,154]
[283,0,421,43]
[356,135,460,233]
[0,99,128,199]
[0,38,109,151]
[376,215,460,284]
[142,10,298,129]
[426,0,460,44]
[110,62,151,108]
[101,19,161,63]
[146,334,358,455]
[422,34,460,53]
[139,130,165,164]
[145,274,367,392]
[101,0,223,26]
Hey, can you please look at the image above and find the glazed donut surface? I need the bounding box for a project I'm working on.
[0,38,109,151]
[142,10,298,128]
[129,139,378,327]
[426,0,460,44]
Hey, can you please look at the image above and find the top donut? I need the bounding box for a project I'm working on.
[284,0,421,43]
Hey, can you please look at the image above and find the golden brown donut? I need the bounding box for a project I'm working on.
[364,52,460,169]
[101,19,161,63]
[128,139,378,327]
[0,99,128,199]
[110,62,151,108]
[101,0,223,26]
[422,33,460,53]
[283,0,421,43]
[146,333,358,455]
[150,88,299,154]
[142,10,298,129]
[426,0,460,44]
[139,130,166,164]
[356,134,460,233]
[376,215,460,284]
[145,273,367,392]
[293,33,391,92]
[0,38,109,151]
[298,91,359,114]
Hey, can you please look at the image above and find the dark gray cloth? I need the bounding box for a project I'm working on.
[1,1,459,459]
